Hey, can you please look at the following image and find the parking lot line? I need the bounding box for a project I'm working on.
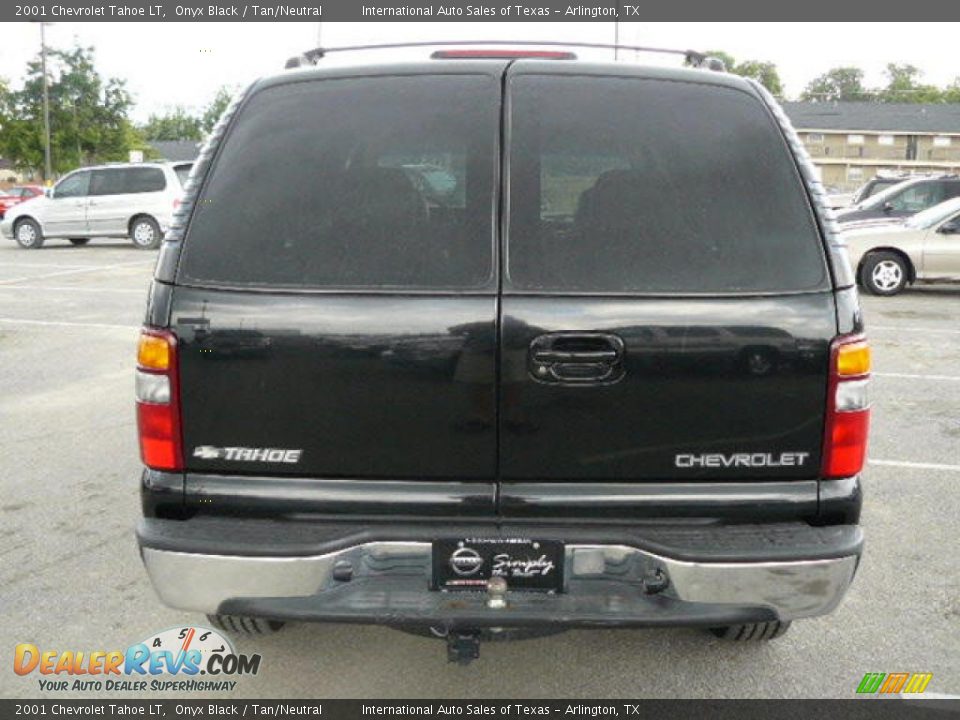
[874,372,960,382]
[0,285,146,294]
[869,325,960,336]
[0,317,137,331]
[0,259,155,286]
[870,459,960,472]
[0,262,112,269]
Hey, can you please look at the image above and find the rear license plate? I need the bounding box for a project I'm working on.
[431,538,564,593]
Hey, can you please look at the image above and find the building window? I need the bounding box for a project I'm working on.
[934,136,952,147]
[806,133,824,144]
[847,167,864,182]
[878,135,895,146]
[847,134,865,145]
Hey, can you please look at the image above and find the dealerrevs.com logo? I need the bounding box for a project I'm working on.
[14,626,262,693]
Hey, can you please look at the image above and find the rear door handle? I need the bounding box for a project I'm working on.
[528,332,625,385]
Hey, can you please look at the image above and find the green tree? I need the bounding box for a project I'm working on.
[201,87,233,134]
[697,51,784,98]
[141,106,203,141]
[801,67,872,102]
[942,78,960,103]
[734,60,783,98]
[878,64,943,103]
[0,45,136,178]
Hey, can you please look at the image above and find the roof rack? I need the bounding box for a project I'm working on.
[284,41,725,71]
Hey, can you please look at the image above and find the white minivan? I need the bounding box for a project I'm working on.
[0,161,192,249]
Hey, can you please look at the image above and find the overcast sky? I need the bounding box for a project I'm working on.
[1,22,958,121]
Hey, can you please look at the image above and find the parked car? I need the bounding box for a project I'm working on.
[134,46,868,659]
[835,175,960,226]
[843,196,960,295]
[823,185,855,210]
[850,173,929,207]
[0,162,193,249]
[0,184,44,219]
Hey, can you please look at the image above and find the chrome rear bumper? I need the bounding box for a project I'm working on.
[141,538,859,626]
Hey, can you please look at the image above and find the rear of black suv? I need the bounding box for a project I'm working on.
[135,54,868,651]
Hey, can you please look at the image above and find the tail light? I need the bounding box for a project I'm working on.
[822,335,871,478]
[173,197,182,212]
[136,328,182,471]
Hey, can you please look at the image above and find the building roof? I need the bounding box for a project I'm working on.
[783,102,960,134]
[149,140,201,162]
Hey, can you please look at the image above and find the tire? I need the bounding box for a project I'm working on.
[14,218,44,249]
[205,614,285,635]
[709,620,791,641]
[129,215,162,249]
[860,251,908,296]
[69,238,90,246]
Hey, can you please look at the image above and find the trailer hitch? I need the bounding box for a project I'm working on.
[446,631,481,665]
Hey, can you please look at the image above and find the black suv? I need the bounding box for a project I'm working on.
[837,174,960,225]
[135,46,869,659]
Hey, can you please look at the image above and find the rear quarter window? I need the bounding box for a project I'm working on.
[178,75,498,290]
[506,75,829,294]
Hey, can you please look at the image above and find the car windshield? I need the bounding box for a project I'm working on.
[855,179,922,210]
[904,196,960,228]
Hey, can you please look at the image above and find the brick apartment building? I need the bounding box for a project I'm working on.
[783,102,960,190]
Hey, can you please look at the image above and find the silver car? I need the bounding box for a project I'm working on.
[0,161,192,249]
[843,196,960,295]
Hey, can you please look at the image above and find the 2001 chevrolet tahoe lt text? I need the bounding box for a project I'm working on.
[134,45,869,662]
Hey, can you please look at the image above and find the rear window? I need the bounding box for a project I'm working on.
[174,164,192,187]
[179,75,498,290]
[506,76,828,294]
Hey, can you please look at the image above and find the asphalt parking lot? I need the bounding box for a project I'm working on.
[1,238,958,699]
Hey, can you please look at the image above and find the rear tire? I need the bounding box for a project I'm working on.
[860,251,908,296]
[205,614,285,635]
[69,238,90,246]
[14,218,44,249]
[129,215,162,249]
[709,620,791,641]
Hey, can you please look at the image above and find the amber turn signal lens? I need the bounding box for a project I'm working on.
[137,333,171,371]
[836,341,870,377]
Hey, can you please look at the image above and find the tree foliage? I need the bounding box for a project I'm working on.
[803,64,960,103]
[0,45,138,178]
[142,106,203,141]
[139,87,234,141]
[201,87,233,134]
[801,67,871,102]
[700,51,784,98]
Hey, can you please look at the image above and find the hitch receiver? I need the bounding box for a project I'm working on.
[447,632,481,665]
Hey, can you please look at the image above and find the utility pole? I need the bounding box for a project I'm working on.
[40,22,52,182]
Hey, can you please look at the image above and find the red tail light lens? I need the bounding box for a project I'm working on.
[822,335,871,478]
[136,328,182,471]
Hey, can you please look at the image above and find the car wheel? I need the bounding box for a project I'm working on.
[130,216,162,249]
[860,251,908,296]
[14,218,44,249]
[205,614,285,635]
[69,238,90,246]
[709,620,791,641]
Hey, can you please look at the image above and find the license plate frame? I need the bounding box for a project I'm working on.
[431,537,564,593]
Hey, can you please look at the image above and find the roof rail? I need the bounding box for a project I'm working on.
[284,41,725,71]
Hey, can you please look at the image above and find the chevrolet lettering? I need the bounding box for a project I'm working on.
[135,42,869,663]
[675,452,812,468]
